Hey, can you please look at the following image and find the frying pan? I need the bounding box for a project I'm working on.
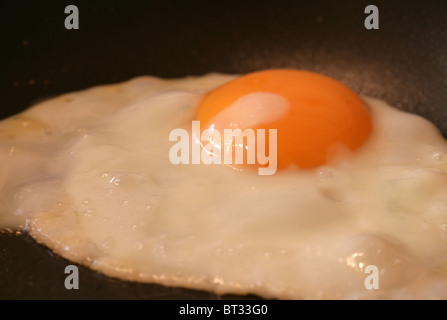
[0,0,446,299]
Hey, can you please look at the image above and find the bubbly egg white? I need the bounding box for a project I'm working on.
[1,74,447,299]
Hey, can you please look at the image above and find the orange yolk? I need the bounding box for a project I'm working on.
[196,69,372,169]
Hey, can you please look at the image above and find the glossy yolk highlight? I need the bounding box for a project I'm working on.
[196,69,372,169]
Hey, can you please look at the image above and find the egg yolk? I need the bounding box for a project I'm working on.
[196,69,372,169]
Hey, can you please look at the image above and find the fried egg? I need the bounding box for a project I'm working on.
[1,70,447,299]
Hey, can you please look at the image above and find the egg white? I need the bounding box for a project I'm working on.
[1,74,447,299]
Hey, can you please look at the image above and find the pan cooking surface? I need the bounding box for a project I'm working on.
[0,0,446,299]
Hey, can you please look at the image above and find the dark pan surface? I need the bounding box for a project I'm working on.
[0,0,446,299]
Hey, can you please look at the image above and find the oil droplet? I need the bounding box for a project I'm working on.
[84,209,94,217]
[8,146,16,156]
[318,167,334,179]
[101,237,115,250]
[213,277,224,285]
[152,244,165,256]
[433,151,444,161]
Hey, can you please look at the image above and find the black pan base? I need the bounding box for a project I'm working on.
[0,231,262,299]
[0,0,446,299]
